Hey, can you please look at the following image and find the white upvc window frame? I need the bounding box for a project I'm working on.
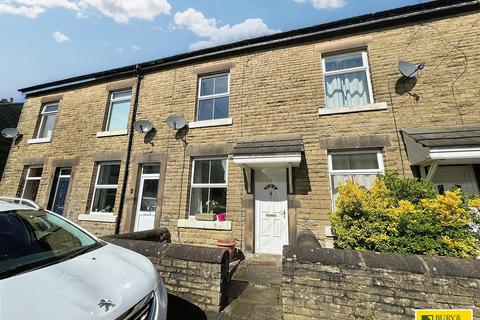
[188,157,228,216]
[196,73,230,121]
[37,102,59,139]
[322,50,374,108]
[327,150,384,210]
[105,89,132,132]
[89,161,121,214]
[21,166,43,199]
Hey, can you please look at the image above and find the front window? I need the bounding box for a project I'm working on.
[189,158,227,215]
[21,166,43,201]
[323,51,373,108]
[90,162,120,213]
[0,209,98,279]
[106,90,132,131]
[197,73,229,121]
[37,103,58,139]
[328,150,384,209]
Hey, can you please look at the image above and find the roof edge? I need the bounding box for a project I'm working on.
[19,0,480,95]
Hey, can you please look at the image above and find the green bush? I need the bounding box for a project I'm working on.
[330,172,480,257]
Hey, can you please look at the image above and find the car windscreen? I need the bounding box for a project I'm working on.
[0,210,99,279]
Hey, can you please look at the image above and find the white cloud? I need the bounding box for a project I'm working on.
[132,45,140,50]
[0,0,171,22]
[294,0,346,10]
[53,30,69,43]
[174,8,280,51]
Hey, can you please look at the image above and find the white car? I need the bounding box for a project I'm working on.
[0,197,167,320]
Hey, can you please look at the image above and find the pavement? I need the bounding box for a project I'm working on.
[206,255,283,320]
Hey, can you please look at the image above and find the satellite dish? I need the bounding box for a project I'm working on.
[166,115,187,130]
[133,120,154,134]
[1,128,19,139]
[397,60,425,78]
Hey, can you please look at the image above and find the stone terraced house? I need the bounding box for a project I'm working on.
[1,0,479,254]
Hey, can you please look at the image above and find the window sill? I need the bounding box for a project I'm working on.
[318,102,388,116]
[27,137,51,144]
[189,118,233,129]
[96,129,128,138]
[177,217,232,230]
[78,213,117,223]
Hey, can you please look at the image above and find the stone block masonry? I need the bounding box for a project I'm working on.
[282,246,480,319]
[103,230,230,313]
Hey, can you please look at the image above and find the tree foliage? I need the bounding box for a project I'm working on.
[330,172,480,257]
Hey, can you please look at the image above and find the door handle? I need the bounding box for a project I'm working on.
[281,210,286,217]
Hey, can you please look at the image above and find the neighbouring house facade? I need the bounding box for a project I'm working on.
[1,0,479,253]
[0,98,23,181]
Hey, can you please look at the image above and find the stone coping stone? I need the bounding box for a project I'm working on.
[103,228,171,243]
[283,246,480,279]
[103,237,228,264]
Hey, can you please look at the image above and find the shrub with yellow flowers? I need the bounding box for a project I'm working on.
[330,172,480,257]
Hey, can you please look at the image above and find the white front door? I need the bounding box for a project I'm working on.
[254,169,289,254]
[134,164,160,232]
[432,165,479,195]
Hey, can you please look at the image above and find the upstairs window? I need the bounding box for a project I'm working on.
[106,90,132,131]
[189,158,227,215]
[90,162,120,213]
[323,51,373,108]
[37,103,58,139]
[21,166,43,201]
[197,74,229,121]
[328,150,383,210]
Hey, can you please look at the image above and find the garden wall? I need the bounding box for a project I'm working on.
[103,229,229,312]
[282,246,480,319]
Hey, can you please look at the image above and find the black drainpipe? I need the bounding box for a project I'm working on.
[115,65,143,234]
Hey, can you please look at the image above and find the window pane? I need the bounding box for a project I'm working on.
[112,91,132,100]
[210,188,227,213]
[325,52,364,72]
[214,75,228,94]
[213,97,229,119]
[331,174,377,210]
[193,160,210,184]
[198,99,214,121]
[107,100,130,131]
[38,114,56,138]
[200,77,214,96]
[28,167,43,178]
[43,104,58,113]
[23,180,40,201]
[210,159,226,183]
[189,188,209,215]
[97,164,120,185]
[143,165,160,174]
[332,153,379,170]
[140,179,159,212]
[325,71,370,108]
[60,168,71,176]
[92,188,117,212]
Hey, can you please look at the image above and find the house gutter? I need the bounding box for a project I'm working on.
[114,65,143,234]
[19,0,479,96]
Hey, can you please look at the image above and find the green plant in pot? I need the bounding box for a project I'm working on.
[195,200,219,221]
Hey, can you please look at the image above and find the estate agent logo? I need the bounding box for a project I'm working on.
[415,310,473,320]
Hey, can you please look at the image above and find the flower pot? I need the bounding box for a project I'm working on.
[217,213,225,222]
[195,213,217,221]
[217,239,237,261]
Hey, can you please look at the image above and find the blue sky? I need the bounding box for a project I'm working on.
[0,0,424,101]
